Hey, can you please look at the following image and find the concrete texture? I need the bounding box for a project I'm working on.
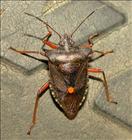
[95,69,132,127]
[1,1,132,140]
[94,1,132,129]
[1,1,125,72]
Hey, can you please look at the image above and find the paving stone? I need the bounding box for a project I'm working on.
[95,69,132,127]
[1,67,25,140]
[1,1,125,72]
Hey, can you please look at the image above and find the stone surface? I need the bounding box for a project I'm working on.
[1,1,125,72]
[93,1,132,129]
[95,69,132,127]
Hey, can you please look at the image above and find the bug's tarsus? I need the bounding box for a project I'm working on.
[88,33,99,42]
[87,33,99,47]
[24,33,43,41]
[24,12,62,38]
[80,33,99,48]
[27,124,34,135]
[24,31,52,41]
[110,100,118,104]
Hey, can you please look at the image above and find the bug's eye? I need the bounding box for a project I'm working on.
[59,41,65,46]
[69,39,74,45]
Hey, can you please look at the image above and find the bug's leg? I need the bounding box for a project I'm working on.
[9,47,45,56]
[88,68,117,104]
[43,39,58,49]
[24,31,52,42]
[24,32,58,49]
[9,47,48,63]
[80,33,99,48]
[92,50,113,55]
[40,23,58,49]
[24,23,53,42]
[88,33,99,47]
[27,82,49,135]
[42,30,58,49]
[24,26,58,50]
[90,50,113,62]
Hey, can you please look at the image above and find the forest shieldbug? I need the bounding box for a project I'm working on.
[9,6,117,135]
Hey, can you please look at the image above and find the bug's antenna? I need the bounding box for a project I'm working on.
[71,5,106,37]
[24,12,62,39]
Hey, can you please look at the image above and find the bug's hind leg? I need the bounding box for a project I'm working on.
[88,68,117,104]
[27,82,49,135]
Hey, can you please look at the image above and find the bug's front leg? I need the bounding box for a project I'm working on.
[27,82,49,135]
[42,24,58,49]
[24,25,58,49]
[88,68,117,104]
[80,33,99,48]
[24,31,58,49]
[88,33,99,47]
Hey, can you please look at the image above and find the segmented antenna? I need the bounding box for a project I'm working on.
[24,12,62,38]
[71,5,106,37]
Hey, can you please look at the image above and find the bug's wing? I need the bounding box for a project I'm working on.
[75,62,87,90]
[49,62,67,92]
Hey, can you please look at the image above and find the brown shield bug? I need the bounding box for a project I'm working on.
[9,6,117,135]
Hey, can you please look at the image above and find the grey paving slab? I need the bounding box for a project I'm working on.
[1,1,125,72]
[1,67,25,140]
[95,69,132,127]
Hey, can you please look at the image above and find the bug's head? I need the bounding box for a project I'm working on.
[58,34,75,51]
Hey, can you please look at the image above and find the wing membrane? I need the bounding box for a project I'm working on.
[75,62,87,90]
[49,62,67,92]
